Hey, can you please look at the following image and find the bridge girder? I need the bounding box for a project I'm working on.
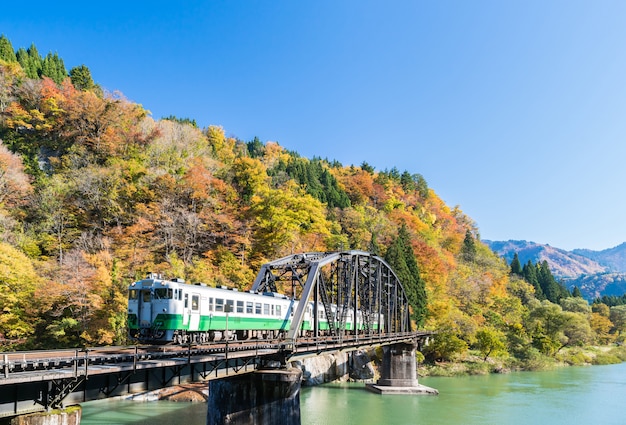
[251,251,412,343]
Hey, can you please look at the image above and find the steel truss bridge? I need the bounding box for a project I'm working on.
[0,251,428,419]
[251,250,413,342]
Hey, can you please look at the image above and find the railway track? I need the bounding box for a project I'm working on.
[0,340,279,377]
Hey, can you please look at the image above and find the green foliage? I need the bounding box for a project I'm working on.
[270,155,351,208]
[560,297,590,314]
[69,64,95,91]
[16,44,42,79]
[537,261,559,302]
[594,293,626,306]
[0,35,16,62]
[510,253,522,275]
[246,136,264,158]
[360,161,375,174]
[474,328,507,361]
[41,52,67,84]
[460,229,477,262]
[384,223,427,326]
[423,331,468,362]
[523,260,543,299]
[162,115,198,128]
[592,352,622,365]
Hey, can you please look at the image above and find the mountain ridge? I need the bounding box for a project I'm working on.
[484,239,626,299]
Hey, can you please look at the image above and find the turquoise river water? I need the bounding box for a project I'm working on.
[81,362,626,425]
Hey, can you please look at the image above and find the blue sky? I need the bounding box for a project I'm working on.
[2,1,626,251]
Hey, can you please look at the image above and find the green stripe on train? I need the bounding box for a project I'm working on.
[133,313,379,332]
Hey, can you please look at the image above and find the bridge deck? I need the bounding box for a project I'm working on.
[0,332,429,418]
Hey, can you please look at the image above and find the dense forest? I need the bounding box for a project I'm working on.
[0,35,625,368]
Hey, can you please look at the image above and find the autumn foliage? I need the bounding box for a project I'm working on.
[0,42,624,364]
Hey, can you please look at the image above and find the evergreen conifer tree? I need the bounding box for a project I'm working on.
[460,229,477,262]
[510,253,522,275]
[69,64,95,91]
[523,260,544,299]
[537,260,561,303]
[369,233,381,256]
[400,171,416,192]
[41,52,66,84]
[572,286,583,298]
[246,136,264,158]
[384,223,427,326]
[16,47,28,69]
[17,44,43,79]
[0,35,17,62]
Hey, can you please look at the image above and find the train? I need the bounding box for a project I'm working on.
[127,274,383,344]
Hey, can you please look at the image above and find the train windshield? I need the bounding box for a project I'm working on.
[128,289,139,300]
[154,288,173,299]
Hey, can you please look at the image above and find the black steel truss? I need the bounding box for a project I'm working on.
[251,251,412,344]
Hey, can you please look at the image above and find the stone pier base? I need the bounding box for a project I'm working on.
[366,382,438,395]
[8,407,81,425]
[207,368,302,425]
[366,342,438,395]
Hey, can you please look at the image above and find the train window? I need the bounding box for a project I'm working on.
[129,289,139,300]
[142,290,151,302]
[255,303,262,315]
[191,295,199,311]
[270,305,275,316]
[236,300,244,313]
[226,299,234,313]
[179,291,183,300]
[208,298,214,312]
[215,298,224,312]
[184,293,188,308]
[263,304,270,315]
[154,288,173,299]
[246,302,253,314]
[276,305,281,316]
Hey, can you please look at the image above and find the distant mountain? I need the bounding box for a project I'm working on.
[572,243,626,273]
[565,273,626,300]
[484,240,607,278]
[483,240,626,300]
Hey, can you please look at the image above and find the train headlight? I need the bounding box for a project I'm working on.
[163,308,167,312]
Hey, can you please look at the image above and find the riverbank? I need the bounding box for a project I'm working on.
[419,344,626,377]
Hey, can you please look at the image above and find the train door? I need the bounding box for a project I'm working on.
[189,293,201,331]
[182,293,190,327]
[139,288,152,328]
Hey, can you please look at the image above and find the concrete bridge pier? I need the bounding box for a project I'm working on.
[367,341,438,395]
[207,368,302,425]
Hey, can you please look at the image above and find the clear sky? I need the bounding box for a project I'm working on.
[2,1,625,251]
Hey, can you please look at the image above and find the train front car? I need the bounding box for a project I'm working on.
[127,274,183,343]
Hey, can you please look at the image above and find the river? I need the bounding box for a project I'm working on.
[81,362,626,425]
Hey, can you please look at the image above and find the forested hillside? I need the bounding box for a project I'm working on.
[1,36,625,368]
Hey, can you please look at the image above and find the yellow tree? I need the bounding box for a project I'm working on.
[231,156,268,203]
[250,181,331,260]
[0,242,43,345]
